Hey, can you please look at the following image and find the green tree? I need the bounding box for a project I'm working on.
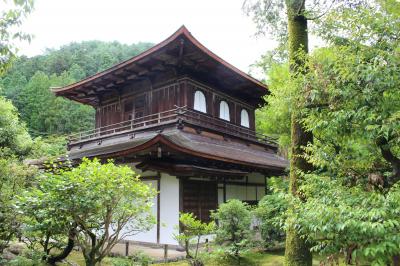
[0,0,35,256]
[296,175,400,265]
[245,1,371,264]
[0,41,153,136]
[245,0,314,263]
[174,213,215,266]
[0,0,34,74]
[253,0,400,264]
[254,177,288,247]
[0,97,36,254]
[255,62,292,156]
[291,1,400,264]
[20,158,157,266]
[211,200,252,261]
[16,158,77,265]
[15,71,95,135]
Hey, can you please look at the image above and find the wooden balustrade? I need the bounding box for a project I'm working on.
[68,106,277,146]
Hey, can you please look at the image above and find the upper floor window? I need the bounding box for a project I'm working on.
[194,90,207,113]
[240,109,250,128]
[219,100,230,121]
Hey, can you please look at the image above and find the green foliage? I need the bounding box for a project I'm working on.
[251,0,400,263]
[301,1,400,187]
[253,1,400,264]
[14,71,94,135]
[6,256,42,266]
[18,158,157,266]
[0,0,34,74]
[130,250,153,266]
[293,175,400,265]
[107,257,133,266]
[0,96,37,253]
[16,169,75,262]
[175,212,215,265]
[29,135,67,159]
[0,41,153,135]
[5,249,44,266]
[211,200,252,260]
[254,178,288,246]
[255,62,292,153]
[0,96,32,157]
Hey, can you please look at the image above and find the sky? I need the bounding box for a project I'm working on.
[15,0,278,78]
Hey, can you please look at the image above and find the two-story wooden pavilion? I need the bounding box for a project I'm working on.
[52,26,287,245]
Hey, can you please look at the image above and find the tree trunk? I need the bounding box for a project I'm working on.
[47,227,76,265]
[393,255,400,266]
[84,258,96,266]
[284,0,313,265]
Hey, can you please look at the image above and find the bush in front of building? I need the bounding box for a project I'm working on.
[253,177,288,248]
[16,158,157,266]
[211,199,253,262]
[174,212,215,266]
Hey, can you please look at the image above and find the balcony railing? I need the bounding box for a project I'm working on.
[68,106,277,146]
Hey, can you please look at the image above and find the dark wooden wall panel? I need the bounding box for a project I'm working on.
[95,79,256,130]
[186,83,194,109]
[249,109,256,130]
[182,180,218,222]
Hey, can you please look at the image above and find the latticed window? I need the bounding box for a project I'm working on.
[241,109,249,128]
[219,100,230,121]
[194,90,207,113]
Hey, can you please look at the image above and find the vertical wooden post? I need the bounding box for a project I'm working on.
[265,176,268,196]
[223,178,227,203]
[164,244,168,262]
[157,173,161,244]
[125,241,129,256]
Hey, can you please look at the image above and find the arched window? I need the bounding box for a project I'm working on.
[194,90,207,113]
[219,100,230,121]
[240,109,250,128]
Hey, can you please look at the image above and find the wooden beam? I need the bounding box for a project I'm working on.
[157,172,161,244]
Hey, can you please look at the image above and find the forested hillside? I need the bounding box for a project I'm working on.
[0,41,153,136]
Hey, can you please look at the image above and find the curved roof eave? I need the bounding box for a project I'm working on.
[98,134,287,172]
[52,25,269,95]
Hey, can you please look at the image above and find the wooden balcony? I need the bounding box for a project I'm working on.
[68,106,277,147]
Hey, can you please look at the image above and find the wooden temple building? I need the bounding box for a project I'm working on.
[52,26,287,245]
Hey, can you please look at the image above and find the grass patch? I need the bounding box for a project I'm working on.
[57,249,348,266]
[154,250,348,266]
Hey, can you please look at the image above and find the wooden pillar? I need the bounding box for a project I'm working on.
[157,172,161,244]
[164,244,168,262]
[264,176,268,195]
[245,176,249,201]
[223,178,227,203]
[178,177,183,233]
[125,241,129,256]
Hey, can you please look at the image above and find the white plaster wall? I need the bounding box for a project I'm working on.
[125,179,158,243]
[257,185,266,200]
[247,172,266,184]
[226,184,247,201]
[159,173,180,245]
[222,184,264,202]
[217,187,224,204]
[117,164,159,243]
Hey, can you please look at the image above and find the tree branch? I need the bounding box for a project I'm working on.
[376,136,400,184]
[306,0,336,20]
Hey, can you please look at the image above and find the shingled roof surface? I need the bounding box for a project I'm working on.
[52,26,269,106]
[68,128,288,171]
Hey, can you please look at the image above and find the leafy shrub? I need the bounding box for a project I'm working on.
[107,257,132,266]
[131,250,153,266]
[254,177,288,247]
[211,200,252,260]
[174,213,215,266]
[17,158,156,266]
[6,250,44,266]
